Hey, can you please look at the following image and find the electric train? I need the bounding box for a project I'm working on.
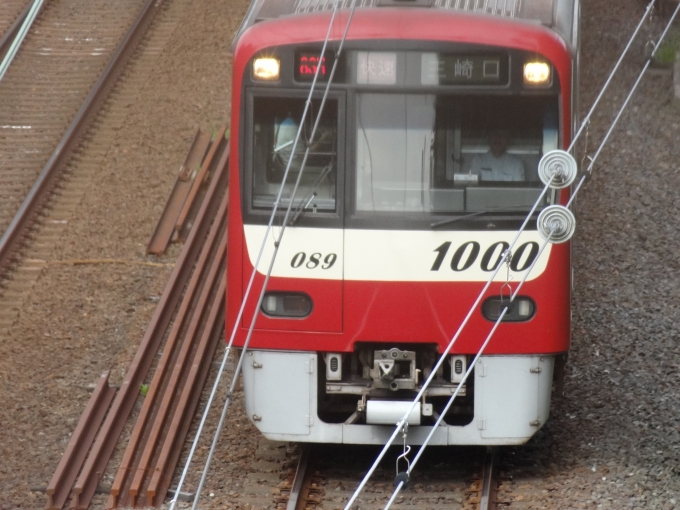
[227,0,579,445]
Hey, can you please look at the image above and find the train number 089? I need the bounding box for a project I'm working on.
[291,252,337,270]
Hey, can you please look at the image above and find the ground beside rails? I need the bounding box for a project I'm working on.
[0,0,251,507]
[0,0,679,508]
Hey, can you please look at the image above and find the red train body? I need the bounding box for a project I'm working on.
[228,0,579,445]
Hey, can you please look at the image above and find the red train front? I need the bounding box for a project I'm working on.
[228,0,579,445]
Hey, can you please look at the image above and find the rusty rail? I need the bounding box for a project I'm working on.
[44,146,229,509]
[265,444,498,510]
[286,447,313,510]
[65,145,229,509]
[146,128,211,255]
[148,272,227,506]
[175,126,227,242]
[479,447,498,510]
[111,149,229,508]
[44,372,116,510]
[0,0,165,275]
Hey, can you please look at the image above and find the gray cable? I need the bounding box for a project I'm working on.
[0,0,44,82]
[169,3,341,509]
[568,0,656,153]
[383,235,554,509]
[169,2,360,508]
[341,178,555,510]
[570,0,680,208]
[347,2,676,507]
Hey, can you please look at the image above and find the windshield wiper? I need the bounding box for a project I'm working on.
[287,164,333,226]
[430,205,538,229]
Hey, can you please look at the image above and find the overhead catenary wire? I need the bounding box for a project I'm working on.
[569,0,680,207]
[177,13,338,508]
[384,233,555,509]
[341,182,555,510]
[169,2,359,509]
[345,3,679,508]
[378,3,680,509]
[0,0,45,82]
[381,16,680,485]
[567,0,656,153]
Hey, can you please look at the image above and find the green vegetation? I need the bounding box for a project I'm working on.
[654,29,680,66]
[140,384,150,396]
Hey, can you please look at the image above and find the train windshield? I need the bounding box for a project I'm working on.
[355,93,558,217]
[251,96,338,211]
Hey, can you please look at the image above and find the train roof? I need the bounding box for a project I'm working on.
[232,0,579,50]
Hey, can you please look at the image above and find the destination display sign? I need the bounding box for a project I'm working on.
[421,53,509,86]
[295,51,336,82]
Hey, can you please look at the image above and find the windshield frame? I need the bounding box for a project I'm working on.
[345,89,561,231]
[243,87,346,228]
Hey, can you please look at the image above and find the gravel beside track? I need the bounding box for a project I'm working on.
[496,1,680,508]
[0,0,678,509]
[0,0,251,508]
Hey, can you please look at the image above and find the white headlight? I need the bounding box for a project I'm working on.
[523,61,551,86]
[253,57,280,81]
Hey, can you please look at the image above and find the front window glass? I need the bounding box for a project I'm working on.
[252,96,337,211]
[355,93,558,215]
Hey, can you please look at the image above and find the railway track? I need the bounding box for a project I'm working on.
[45,142,229,509]
[0,0,147,251]
[242,441,500,510]
[0,0,160,332]
[0,0,232,507]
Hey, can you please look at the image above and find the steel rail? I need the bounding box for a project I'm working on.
[148,272,228,505]
[69,138,229,510]
[125,179,228,508]
[44,372,116,510]
[479,447,497,510]
[147,129,212,255]
[175,126,227,241]
[286,447,312,510]
[110,150,228,507]
[0,3,32,61]
[0,0,165,276]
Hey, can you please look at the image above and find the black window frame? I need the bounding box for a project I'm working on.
[240,41,566,231]
[344,89,562,231]
[242,87,346,229]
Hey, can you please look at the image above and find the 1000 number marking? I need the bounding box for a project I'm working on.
[291,252,337,269]
[431,241,540,272]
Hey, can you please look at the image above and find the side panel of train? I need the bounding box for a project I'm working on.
[228,8,577,444]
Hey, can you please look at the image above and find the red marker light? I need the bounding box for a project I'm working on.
[295,52,334,81]
[299,55,326,76]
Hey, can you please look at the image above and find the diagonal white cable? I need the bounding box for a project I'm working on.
[567,0,655,153]
[379,4,680,507]
[384,235,554,509]
[569,0,680,208]
[187,7,356,503]
[341,177,554,510]
[169,3,359,509]
[345,3,673,508]
[0,0,45,82]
